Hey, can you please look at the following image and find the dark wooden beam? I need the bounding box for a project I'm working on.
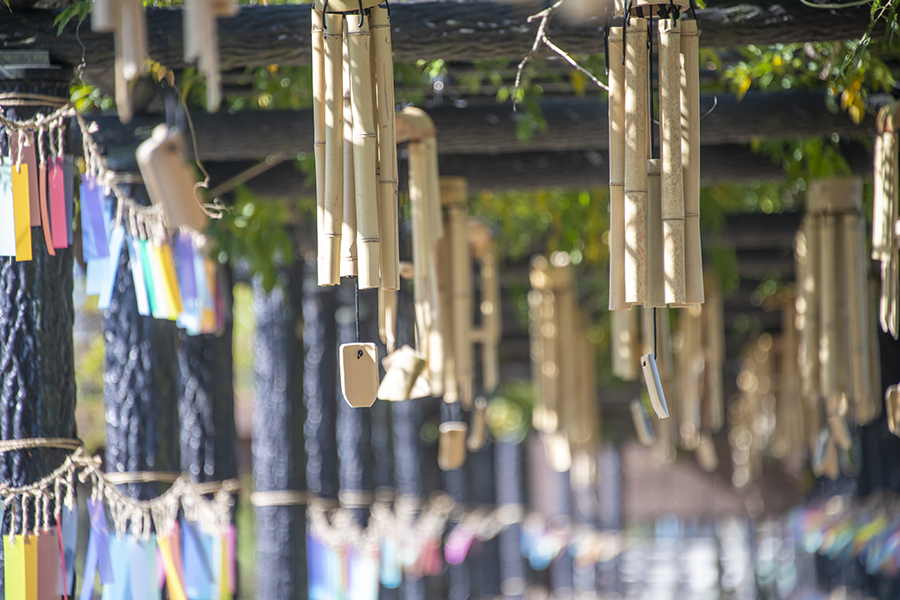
[0,1,874,71]
[83,90,873,165]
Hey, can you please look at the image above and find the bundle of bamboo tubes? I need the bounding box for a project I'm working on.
[184,0,238,112]
[608,4,703,311]
[873,101,900,338]
[312,0,399,293]
[795,178,879,434]
[529,253,600,472]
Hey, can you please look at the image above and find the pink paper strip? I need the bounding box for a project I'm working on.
[48,157,68,249]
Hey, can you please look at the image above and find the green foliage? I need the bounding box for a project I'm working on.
[70,82,114,112]
[723,42,895,123]
[486,381,534,443]
[225,65,314,111]
[206,187,295,292]
[53,0,90,34]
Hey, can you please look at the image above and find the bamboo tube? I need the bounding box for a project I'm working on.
[779,298,802,452]
[340,25,358,278]
[612,308,639,381]
[371,6,399,291]
[887,385,900,437]
[680,19,704,305]
[868,279,883,421]
[443,177,473,408]
[624,18,649,305]
[530,257,558,432]
[438,422,468,471]
[679,304,702,450]
[347,14,381,289]
[702,273,724,432]
[844,213,873,425]
[312,9,329,285]
[379,287,397,354]
[318,12,344,286]
[437,233,458,403]
[608,26,627,311]
[528,289,545,422]
[551,252,576,442]
[479,233,501,394]
[818,213,839,404]
[872,127,889,262]
[796,220,820,402]
[646,159,665,308]
[659,19,686,305]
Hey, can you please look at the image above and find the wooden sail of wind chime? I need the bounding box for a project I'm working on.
[607,1,703,313]
[794,178,879,457]
[92,0,148,123]
[528,253,600,473]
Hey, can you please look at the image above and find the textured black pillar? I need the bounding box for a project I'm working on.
[252,261,307,600]
[441,400,470,600]
[335,280,373,523]
[177,265,237,483]
[495,440,526,600]
[302,261,339,501]
[104,186,180,500]
[0,71,77,593]
[469,439,502,599]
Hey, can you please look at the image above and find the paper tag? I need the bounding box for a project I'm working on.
[159,241,184,316]
[0,162,14,256]
[348,548,379,600]
[226,526,236,595]
[379,538,401,589]
[181,520,214,598]
[88,498,113,584]
[307,533,326,598]
[79,527,98,600]
[5,536,29,599]
[147,243,173,320]
[157,536,187,600]
[79,177,110,261]
[127,236,152,317]
[445,526,475,565]
[49,157,68,249]
[12,162,33,261]
[22,137,40,226]
[130,536,160,600]
[36,530,60,600]
[97,227,126,310]
[38,161,54,255]
[103,536,130,600]
[137,240,160,317]
[59,505,78,597]
[339,343,379,408]
[174,234,197,301]
[63,156,74,245]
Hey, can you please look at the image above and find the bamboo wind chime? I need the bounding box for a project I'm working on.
[313,1,400,408]
[529,253,600,474]
[873,101,900,339]
[93,0,149,123]
[607,3,703,313]
[184,0,239,112]
[794,178,879,459]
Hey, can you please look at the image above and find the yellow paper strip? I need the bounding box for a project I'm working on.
[219,536,230,600]
[24,535,36,600]
[147,243,174,319]
[4,536,27,599]
[159,242,184,315]
[158,536,188,600]
[11,164,32,262]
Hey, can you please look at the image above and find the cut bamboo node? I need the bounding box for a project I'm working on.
[807,178,863,214]
[314,0,380,12]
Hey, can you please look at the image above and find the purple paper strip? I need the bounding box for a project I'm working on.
[79,530,98,600]
[88,498,113,584]
[175,234,197,302]
[79,177,109,261]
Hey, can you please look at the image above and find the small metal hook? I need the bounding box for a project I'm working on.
[322,0,330,28]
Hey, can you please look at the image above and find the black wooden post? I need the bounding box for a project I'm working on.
[302,260,339,502]
[252,259,308,600]
[103,185,181,500]
[441,400,470,600]
[335,281,374,523]
[0,65,77,593]
[495,439,526,600]
[177,265,237,484]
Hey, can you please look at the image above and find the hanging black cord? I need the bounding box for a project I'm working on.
[653,307,658,359]
[355,281,363,358]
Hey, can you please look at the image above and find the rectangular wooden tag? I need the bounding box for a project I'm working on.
[340,343,379,407]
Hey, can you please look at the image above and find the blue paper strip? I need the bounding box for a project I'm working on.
[97,227,126,310]
[80,529,99,600]
[129,536,160,600]
[181,519,214,598]
[61,503,78,596]
[102,536,130,600]
[175,234,197,302]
